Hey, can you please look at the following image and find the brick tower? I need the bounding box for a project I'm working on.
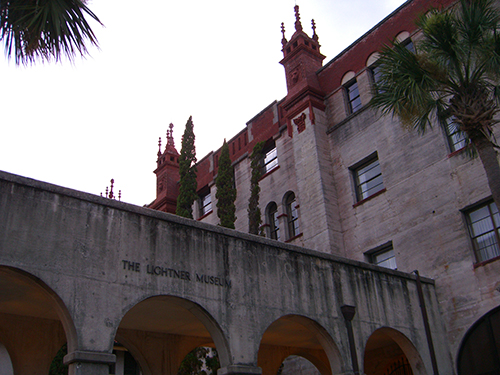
[149,123,180,213]
[279,5,326,136]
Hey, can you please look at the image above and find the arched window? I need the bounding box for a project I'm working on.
[266,202,280,240]
[285,192,299,239]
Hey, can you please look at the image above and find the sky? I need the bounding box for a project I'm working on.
[0,0,406,206]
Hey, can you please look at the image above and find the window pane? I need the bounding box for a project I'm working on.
[372,248,397,269]
[200,192,212,216]
[346,81,362,113]
[286,194,299,238]
[268,203,280,240]
[404,40,415,52]
[467,201,500,262]
[446,120,466,152]
[262,147,278,174]
[355,157,384,201]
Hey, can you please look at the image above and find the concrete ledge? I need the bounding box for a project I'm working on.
[0,169,435,284]
[218,365,262,375]
[63,351,116,365]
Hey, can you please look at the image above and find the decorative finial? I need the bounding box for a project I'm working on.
[108,179,115,200]
[312,19,318,41]
[281,22,288,47]
[294,5,302,32]
[101,179,121,200]
[158,137,162,157]
[167,123,175,147]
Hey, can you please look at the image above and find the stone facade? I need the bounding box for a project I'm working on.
[148,0,500,373]
[0,170,451,375]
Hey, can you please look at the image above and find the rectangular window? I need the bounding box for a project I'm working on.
[262,147,278,174]
[466,201,500,263]
[445,120,466,152]
[345,80,362,114]
[403,39,415,52]
[199,190,212,217]
[366,242,397,269]
[353,155,384,201]
[370,65,382,92]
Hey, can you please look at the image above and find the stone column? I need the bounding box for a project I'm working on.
[64,351,116,375]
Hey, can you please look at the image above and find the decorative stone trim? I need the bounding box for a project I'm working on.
[285,232,303,243]
[218,365,262,375]
[197,210,213,221]
[64,351,116,365]
[352,188,386,208]
[447,147,465,158]
[473,254,500,269]
[258,166,280,181]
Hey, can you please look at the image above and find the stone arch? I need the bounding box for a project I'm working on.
[257,314,344,375]
[363,327,428,375]
[395,31,410,43]
[457,304,500,375]
[341,71,356,85]
[114,332,153,375]
[366,52,380,67]
[115,294,230,374]
[0,265,77,374]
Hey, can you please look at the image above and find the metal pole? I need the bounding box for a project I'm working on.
[413,270,439,375]
[341,305,360,375]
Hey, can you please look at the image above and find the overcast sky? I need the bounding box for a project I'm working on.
[0,0,406,206]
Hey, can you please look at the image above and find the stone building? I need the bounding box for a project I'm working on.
[1,0,499,375]
[150,0,500,373]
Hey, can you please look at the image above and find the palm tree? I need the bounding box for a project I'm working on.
[370,0,500,208]
[0,0,101,64]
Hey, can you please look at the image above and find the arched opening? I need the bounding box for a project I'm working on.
[457,305,500,375]
[0,341,14,375]
[363,327,427,375]
[177,346,220,375]
[115,295,229,375]
[0,266,76,375]
[280,355,320,375]
[257,315,343,375]
[265,202,280,240]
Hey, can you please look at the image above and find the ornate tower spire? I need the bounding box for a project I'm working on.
[279,5,326,137]
[281,22,288,47]
[294,5,303,32]
[312,19,318,41]
[167,123,175,147]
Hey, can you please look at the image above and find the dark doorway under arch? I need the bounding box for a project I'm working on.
[457,306,500,375]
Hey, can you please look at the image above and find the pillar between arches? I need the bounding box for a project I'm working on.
[218,365,262,375]
[64,350,116,375]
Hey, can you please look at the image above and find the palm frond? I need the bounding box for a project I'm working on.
[370,42,444,133]
[0,0,102,64]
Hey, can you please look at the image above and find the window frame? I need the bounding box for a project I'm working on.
[261,139,279,176]
[365,242,397,270]
[266,202,280,240]
[444,119,466,153]
[344,79,362,114]
[465,200,500,264]
[369,64,383,93]
[198,188,212,217]
[284,192,300,239]
[351,153,385,202]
